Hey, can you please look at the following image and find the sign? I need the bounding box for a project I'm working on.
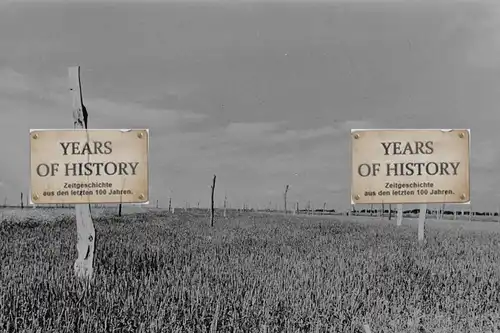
[350,129,470,204]
[30,129,149,204]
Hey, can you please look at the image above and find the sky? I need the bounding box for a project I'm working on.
[1,0,500,212]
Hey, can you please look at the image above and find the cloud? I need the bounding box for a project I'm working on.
[0,68,209,203]
[0,67,207,130]
[225,121,282,138]
[223,119,372,146]
[0,67,32,95]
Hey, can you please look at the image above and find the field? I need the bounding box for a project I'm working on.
[1,208,500,333]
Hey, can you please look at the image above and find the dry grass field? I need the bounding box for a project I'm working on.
[1,209,500,333]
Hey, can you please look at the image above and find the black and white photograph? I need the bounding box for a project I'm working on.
[1,0,500,332]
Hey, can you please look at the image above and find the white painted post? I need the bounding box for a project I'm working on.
[418,203,426,242]
[69,66,95,280]
[396,203,403,226]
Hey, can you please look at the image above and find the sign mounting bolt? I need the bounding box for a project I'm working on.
[138,194,145,200]
[354,194,360,200]
[32,133,38,140]
[460,193,466,200]
[353,133,360,139]
[137,132,144,139]
[459,132,465,138]
[32,194,39,201]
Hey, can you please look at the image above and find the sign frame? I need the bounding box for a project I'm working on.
[29,128,150,205]
[350,128,471,205]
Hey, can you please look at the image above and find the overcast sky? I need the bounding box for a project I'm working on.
[1,0,500,212]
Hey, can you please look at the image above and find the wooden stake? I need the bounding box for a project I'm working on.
[418,203,427,242]
[20,192,24,209]
[223,193,227,218]
[396,203,403,226]
[210,175,216,227]
[69,66,95,280]
[283,185,289,215]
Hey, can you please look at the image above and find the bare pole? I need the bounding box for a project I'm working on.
[223,192,227,218]
[69,66,95,280]
[396,204,403,226]
[283,185,289,215]
[20,192,24,209]
[210,175,216,227]
[418,203,427,242]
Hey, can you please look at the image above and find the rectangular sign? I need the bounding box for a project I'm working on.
[351,129,470,204]
[30,129,149,204]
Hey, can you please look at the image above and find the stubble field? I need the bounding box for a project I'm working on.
[1,209,500,333]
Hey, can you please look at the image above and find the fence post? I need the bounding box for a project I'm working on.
[418,203,427,242]
[396,204,403,226]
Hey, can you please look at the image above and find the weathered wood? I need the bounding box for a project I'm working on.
[210,175,216,227]
[69,66,95,280]
[418,203,427,242]
[396,204,403,226]
[283,185,289,215]
[223,193,227,218]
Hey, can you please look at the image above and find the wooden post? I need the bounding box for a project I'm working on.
[168,197,172,213]
[210,175,216,227]
[69,66,95,280]
[418,203,427,242]
[118,203,122,217]
[396,204,403,226]
[283,185,289,215]
[388,203,392,220]
[156,199,158,209]
[223,193,227,218]
[20,192,24,209]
